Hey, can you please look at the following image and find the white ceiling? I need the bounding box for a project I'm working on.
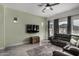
[1,3,79,18]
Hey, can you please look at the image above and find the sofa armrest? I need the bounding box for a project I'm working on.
[53,51,72,56]
[64,46,79,56]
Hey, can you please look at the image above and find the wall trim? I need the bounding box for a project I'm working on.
[0,47,5,52]
[5,42,24,48]
[0,41,30,52]
[0,47,5,50]
[4,41,30,50]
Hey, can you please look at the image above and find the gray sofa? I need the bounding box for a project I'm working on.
[49,34,71,48]
[64,47,79,56]
[53,51,72,56]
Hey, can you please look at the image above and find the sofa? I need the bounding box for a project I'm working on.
[49,34,71,48]
[64,47,79,56]
[53,51,72,56]
[51,39,68,47]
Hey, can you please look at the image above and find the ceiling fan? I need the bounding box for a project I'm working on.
[38,3,60,13]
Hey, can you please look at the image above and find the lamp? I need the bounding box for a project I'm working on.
[46,7,49,9]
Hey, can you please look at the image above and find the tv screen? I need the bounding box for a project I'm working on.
[26,24,39,33]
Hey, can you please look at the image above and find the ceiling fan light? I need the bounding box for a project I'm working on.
[46,7,49,9]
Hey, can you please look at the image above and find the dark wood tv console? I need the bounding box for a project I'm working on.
[30,36,40,44]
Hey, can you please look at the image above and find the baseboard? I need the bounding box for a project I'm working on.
[0,47,5,50]
[6,42,24,47]
[0,41,30,51]
[0,47,5,52]
[0,42,24,51]
[4,41,30,51]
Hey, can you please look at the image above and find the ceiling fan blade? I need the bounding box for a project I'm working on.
[38,3,46,7]
[42,7,46,13]
[50,7,53,10]
[51,3,60,6]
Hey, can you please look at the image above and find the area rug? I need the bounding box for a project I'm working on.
[26,44,53,56]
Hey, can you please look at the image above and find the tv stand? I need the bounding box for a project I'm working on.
[30,36,40,44]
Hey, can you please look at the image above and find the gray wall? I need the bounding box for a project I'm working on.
[0,5,48,48]
[0,5,4,49]
[5,7,47,47]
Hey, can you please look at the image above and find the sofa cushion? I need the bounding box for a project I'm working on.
[51,39,68,47]
[76,40,79,47]
[70,38,77,46]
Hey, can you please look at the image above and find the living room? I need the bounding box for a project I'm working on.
[0,3,79,56]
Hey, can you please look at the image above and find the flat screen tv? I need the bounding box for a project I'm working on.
[26,24,39,33]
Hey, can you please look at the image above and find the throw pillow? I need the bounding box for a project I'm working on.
[70,38,77,46]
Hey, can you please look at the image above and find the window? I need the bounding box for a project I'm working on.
[49,21,54,37]
[72,20,79,35]
[71,15,79,36]
[59,18,67,34]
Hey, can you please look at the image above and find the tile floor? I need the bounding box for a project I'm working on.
[0,40,62,56]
